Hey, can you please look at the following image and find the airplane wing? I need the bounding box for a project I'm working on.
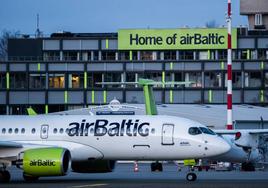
[0,141,23,148]
[215,129,268,135]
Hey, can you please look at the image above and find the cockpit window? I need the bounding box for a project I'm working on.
[199,127,216,135]
[188,127,202,135]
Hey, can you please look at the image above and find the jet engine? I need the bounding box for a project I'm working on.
[71,160,116,173]
[17,147,71,177]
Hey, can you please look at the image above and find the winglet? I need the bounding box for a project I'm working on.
[27,108,37,116]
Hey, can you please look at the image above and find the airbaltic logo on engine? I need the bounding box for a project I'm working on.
[30,160,56,166]
[67,119,150,137]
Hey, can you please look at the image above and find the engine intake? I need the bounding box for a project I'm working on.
[19,147,71,177]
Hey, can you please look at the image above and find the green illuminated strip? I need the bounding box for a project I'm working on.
[247,50,250,60]
[84,72,87,89]
[260,90,264,103]
[105,39,109,49]
[221,61,224,70]
[162,71,165,88]
[91,90,95,104]
[170,62,173,70]
[6,72,9,89]
[129,50,133,61]
[207,50,210,60]
[64,91,68,104]
[169,90,173,103]
[261,61,264,70]
[208,90,212,103]
[37,63,41,71]
[103,90,107,103]
[45,105,48,114]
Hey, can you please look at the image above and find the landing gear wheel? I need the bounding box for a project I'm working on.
[0,171,11,183]
[241,162,255,171]
[186,173,197,181]
[23,173,39,182]
[151,162,163,172]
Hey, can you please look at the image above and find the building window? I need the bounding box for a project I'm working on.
[225,72,242,88]
[102,51,116,60]
[164,51,176,60]
[63,51,78,61]
[184,72,202,88]
[0,73,6,89]
[118,51,130,60]
[140,51,153,60]
[87,73,102,88]
[81,52,91,61]
[255,14,263,26]
[43,51,60,61]
[244,72,261,88]
[49,74,65,89]
[29,74,46,89]
[205,72,222,88]
[265,73,268,87]
[104,73,122,88]
[68,73,84,89]
[180,51,194,60]
[218,50,227,60]
[10,73,27,89]
[198,51,208,60]
[258,50,268,60]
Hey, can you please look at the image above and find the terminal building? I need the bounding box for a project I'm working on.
[0,0,268,115]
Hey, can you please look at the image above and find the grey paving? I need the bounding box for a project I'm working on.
[1,163,268,188]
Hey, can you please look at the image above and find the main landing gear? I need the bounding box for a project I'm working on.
[151,161,163,172]
[0,169,11,183]
[23,173,39,182]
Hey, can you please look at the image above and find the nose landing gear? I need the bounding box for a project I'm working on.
[186,172,197,181]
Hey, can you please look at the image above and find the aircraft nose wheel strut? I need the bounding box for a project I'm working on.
[186,172,197,181]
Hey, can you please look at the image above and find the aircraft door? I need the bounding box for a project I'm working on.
[40,124,49,139]
[162,124,174,145]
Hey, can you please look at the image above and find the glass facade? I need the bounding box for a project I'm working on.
[2,28,268,114]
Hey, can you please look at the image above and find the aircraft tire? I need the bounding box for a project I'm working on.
[151,162,163,172]
[186,172,197,181]
[23,173,39,182]
[0,171,11,183]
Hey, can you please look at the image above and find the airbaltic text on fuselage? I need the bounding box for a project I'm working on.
[130,33,224,46]
[67,119,150,137]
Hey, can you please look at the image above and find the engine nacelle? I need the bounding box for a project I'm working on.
[72,160,116,173]
[19,147,71,177]
[234,131,259,148]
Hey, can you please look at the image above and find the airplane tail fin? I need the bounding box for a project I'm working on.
[27,107,37,116]
[97,79,193,115]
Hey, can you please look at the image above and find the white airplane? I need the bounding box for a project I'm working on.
[213,128,268,171]
[0,79,231,182]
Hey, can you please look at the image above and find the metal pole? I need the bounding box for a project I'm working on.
[226,0,233,129]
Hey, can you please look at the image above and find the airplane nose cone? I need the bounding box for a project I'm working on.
[206,137,231,157]
[213,138,231,156]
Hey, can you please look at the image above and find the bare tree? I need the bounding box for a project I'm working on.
[0,30,20,61]
[205,20,219,28]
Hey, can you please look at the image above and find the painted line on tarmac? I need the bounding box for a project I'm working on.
[72,184,108,188]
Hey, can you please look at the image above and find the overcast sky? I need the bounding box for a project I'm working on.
[0,0,248,35]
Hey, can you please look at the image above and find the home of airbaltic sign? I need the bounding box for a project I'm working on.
[118,28,237,50]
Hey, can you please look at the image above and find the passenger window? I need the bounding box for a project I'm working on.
[21,128,25,134]
[31,128,36,134]
[2,128,6,134]
[53,128,58,134]
[14,128,19,134]
[59,128,64,134]
[188,127,202,135]
[199,127,216,135]
[8,128,12,134]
